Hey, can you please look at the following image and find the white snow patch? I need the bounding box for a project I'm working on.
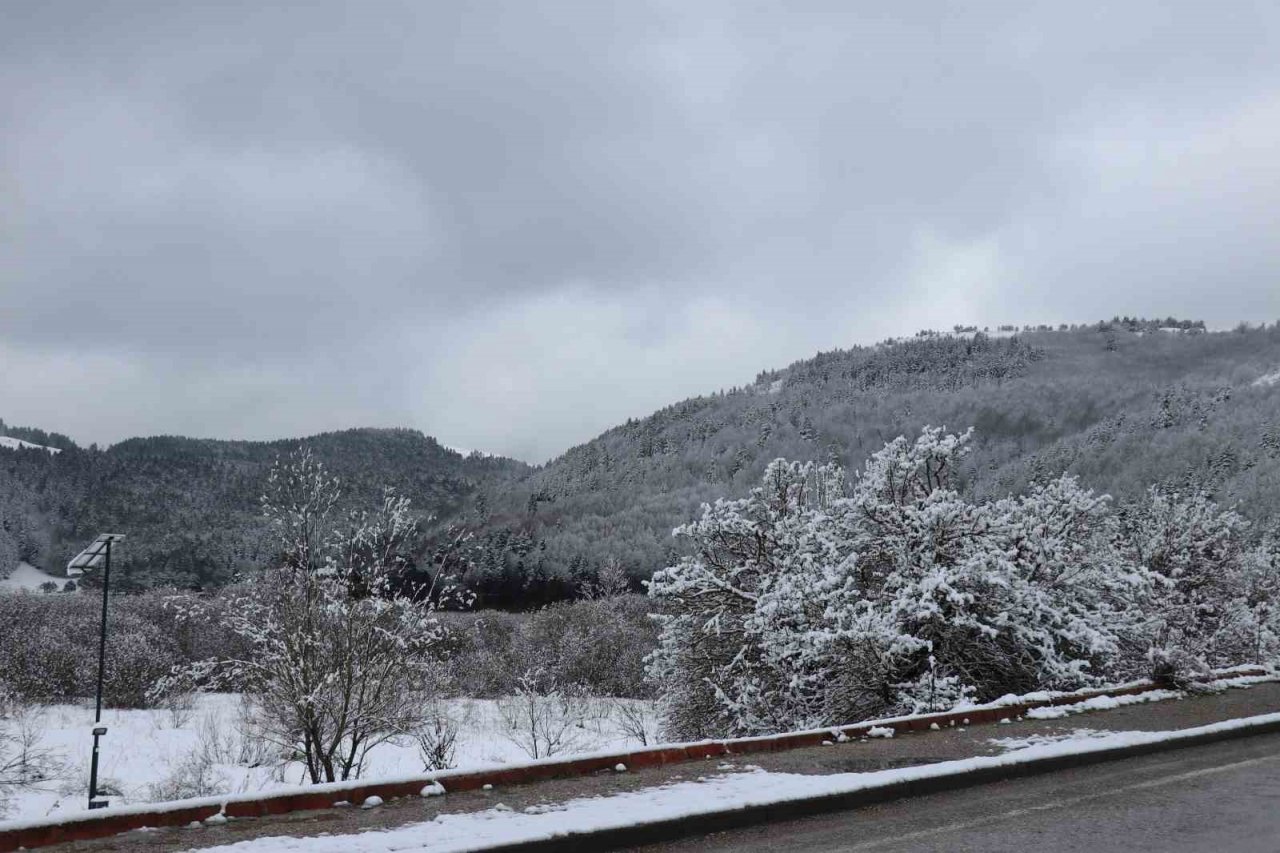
[1209,674,1276,690]
[173,712,1280,853]
[0,436,61,454]
[1252,368,1280,388]
[1025,689,1183,720]
[0,561,70,592]
[0,694,651,825]
[988,728,1116,753]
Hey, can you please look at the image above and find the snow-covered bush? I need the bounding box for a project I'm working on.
[163,449,451,784]
[853,467,1147,706]
[1236,540,1280,664]
[649,458,857,738]
[1122,490,1278,682]
[649,426,1268,738]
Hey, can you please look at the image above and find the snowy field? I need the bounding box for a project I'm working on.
[0,562,69,593]
[1,694,653,824]
[126,712,1280,853]
[1254,367,1280,387]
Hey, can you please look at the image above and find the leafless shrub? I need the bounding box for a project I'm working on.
[414,701,459,771]
[160,690,197,730]
[162,450,458,784]
[198,702,280,769]
[146,746,229,802]
[610,699,660,747]
[496,671,591,759]
[0,690,64,816]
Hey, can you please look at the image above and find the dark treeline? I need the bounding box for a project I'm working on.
[0,428,527,592]
[5,319,1280,606]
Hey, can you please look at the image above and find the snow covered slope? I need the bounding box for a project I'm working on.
[1253,367,1280,388]
[0,435,61,454]
[0,561,68,592]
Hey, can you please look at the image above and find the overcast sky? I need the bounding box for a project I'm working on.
[3,1,1279,462]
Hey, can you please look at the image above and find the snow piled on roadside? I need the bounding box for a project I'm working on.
[177,712,1280,853]
[988,728,1117,753]
[1025,689,1184,720]
[1023,676,1277,721]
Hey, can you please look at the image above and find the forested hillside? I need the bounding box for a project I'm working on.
[5,319,1280,604]
[463,320,1280,603]
[0,428,528,590]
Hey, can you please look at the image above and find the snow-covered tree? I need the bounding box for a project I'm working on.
[1121,487,1252,682]
[0,481,36,579]
[0,533,16,582]
[647,459,853,738]
[649,427,1239,738]
[166,450,450,783]
[1235,540,1280,665]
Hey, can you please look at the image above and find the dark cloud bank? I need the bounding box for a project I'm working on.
[3,1,1279,461]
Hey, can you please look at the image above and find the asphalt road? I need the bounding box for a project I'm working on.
[641,730,1280,853]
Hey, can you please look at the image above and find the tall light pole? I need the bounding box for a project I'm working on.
[67,533,126,810]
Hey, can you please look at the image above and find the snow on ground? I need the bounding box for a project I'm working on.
[155,712,1280,853]
[1,694,650,824]
[5,677,1269,826]
[1253,368,1280,388]
[0,436,60,454]
[988,727,1117,753]
[0,562,70,593]
[1024,689,1184,720]
[1013,678,1277,722]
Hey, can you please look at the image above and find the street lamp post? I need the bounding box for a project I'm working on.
[67,533,126,810]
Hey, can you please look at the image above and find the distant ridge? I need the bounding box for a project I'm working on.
[5,319,1280,605]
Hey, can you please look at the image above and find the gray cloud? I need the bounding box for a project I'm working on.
[3,1,1279,460]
